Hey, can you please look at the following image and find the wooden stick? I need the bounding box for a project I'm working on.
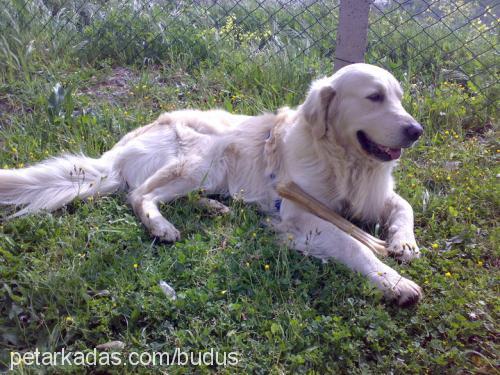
[276,181,388,256]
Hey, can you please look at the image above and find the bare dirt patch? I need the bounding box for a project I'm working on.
[78,67,138,104]
[0,95,22,131]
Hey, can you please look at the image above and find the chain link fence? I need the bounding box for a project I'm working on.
[368,1,498,120]
[1,0,498,119]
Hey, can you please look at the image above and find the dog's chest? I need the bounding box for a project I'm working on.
[329,165,392,222]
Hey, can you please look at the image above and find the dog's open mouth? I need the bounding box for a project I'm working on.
[356,131,402,161]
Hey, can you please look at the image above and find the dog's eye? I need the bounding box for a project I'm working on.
[366,93,384,102]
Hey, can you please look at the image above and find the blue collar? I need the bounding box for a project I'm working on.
[274,198,282,211]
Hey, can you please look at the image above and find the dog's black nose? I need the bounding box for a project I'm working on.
[404,123,423,142]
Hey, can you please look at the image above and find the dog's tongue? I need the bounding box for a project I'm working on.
[387,148,401,160]
[380,145,401,160]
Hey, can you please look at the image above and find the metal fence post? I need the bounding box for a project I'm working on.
[334,0,373,71]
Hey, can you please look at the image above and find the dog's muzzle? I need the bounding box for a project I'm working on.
[356,122,423,162]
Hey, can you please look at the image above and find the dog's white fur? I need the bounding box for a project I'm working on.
[0,63,423,306]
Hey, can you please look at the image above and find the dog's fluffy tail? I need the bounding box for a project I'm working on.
[0,153,123,217]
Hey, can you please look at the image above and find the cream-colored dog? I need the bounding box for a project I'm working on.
[0,63,424,306]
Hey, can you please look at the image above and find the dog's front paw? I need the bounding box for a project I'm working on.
[150,219,181,242]
[387,235,420,262]
[389,276,423,307]
[375,272,423,307]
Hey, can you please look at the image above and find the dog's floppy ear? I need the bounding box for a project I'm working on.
[301,79,337,139]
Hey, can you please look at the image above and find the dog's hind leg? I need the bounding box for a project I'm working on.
[197,197,230,215]
[128,158,223,242]
[129,160,191,242]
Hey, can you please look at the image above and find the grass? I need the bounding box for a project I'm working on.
[0,0,499,373]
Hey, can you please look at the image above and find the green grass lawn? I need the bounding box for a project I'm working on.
[0,1,498,373]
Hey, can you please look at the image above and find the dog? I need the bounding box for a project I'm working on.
[0,63,424,306]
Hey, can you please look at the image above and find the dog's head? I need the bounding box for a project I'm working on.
[300,63,423,162]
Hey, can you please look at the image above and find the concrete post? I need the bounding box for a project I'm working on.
[334,0,373,71]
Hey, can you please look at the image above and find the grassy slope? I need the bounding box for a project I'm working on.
[0,3,499,374]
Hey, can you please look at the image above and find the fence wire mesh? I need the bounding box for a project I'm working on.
[1,0,498,120]
[368,1,498,122]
